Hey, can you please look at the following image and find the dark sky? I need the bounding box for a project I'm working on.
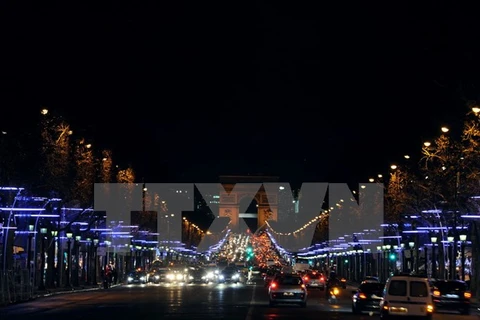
[1,1,480,185]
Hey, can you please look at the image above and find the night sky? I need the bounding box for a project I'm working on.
[1,2,480,186]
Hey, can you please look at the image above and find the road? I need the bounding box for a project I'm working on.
[1,282,478,320]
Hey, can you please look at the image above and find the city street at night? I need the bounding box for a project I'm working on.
[1,282,478,320]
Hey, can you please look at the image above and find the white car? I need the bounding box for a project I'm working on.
[380,275,434,320]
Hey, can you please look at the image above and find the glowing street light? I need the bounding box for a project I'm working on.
[441,126,449,133]
[423,141,431,147]
[390,165,397,170]
[472,106,480,114]
[41,108,48,115]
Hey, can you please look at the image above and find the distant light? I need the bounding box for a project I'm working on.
[390,165,397,170]
[85,144,92,148]
[368,178,374,183]
[41,108,48,115]
[423,141,431,147]
[404,155,410,159]
[441,127,449,133]
[472,107,480,114]
[1,131,6,135]
[279,186,285,190]
[377,174,382,178]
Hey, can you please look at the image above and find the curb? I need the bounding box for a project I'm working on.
[35,283,122,298]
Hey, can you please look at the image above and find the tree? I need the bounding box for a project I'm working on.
[39,112,73,199]
[72,139,95,207]
[99,150,113,183]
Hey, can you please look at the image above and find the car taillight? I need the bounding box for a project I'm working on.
[303,276,309,281]
[464,292,472,299]
[320,277,324,281]
[359,293,367,299]
[270,282,277,289]
[433,290,441,297]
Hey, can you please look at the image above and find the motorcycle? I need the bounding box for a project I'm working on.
[327,286,340,304]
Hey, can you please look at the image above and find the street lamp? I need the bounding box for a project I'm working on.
[27,224,34,274]
[460,233,467,281]
[447,236,455,280]
[408,242,415,273]
[39,227,48,290]
[430,236,437,279]
[93,238,99,284]
[66,232,73,287]
[74,235,81,286]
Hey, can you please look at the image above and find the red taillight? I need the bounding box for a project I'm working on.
[270,282,277,289]
[303,276,309,281]
[320,277,324,281]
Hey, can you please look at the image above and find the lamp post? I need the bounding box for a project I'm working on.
[408,242,415,273]
[50,230,58,287]
[376,246,381,278]
[27,225,34,274]
[447,236,454,280]
[38,227,47,290]
[73,235,81,287]
[460,233,467,281]
[66,232,73,287]
[431,236,437,279]
[93,238,99,285]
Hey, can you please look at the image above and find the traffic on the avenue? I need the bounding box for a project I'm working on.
[1,232,478,320]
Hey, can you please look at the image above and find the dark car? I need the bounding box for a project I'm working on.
[432,280,471,314]
[187,267,209,284]
[219,267,241,283]
[352,282,385,314]
[127,271,147,284]
[148,268,169,283]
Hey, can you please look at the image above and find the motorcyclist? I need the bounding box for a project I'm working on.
[325,274,342,298]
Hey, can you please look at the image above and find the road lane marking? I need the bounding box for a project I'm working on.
[245,284,257,320]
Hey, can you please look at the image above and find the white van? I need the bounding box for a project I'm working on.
[380,275,434,320]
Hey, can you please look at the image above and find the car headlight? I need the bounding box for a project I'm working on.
[176,274,183,280]
[333,288,339,295]
[154,275,160,279]
[127,277,133,281]
[207,272,214,278]
[140,276,146,281]
[219,275,224,279]
[232,274,239,279]
[167,274,175,280]
[189,276,194,280]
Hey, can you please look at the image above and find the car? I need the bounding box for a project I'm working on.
[186,267,209,284]
[431,280,471,314]
[127,271,147,284]
[268,274,307,307]
[219,266,242,283]
[148,268,169,283]
[264,269,278,287]
[166,270,186,283]
[352,282,385,314]
[362,276,380,283]
[302,271,326,290]
[380,275,434,320]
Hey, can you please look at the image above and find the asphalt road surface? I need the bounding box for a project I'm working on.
[1,282,479,320]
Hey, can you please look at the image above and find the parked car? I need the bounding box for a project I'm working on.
[431,280,471,315]
[352,282,385,314]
